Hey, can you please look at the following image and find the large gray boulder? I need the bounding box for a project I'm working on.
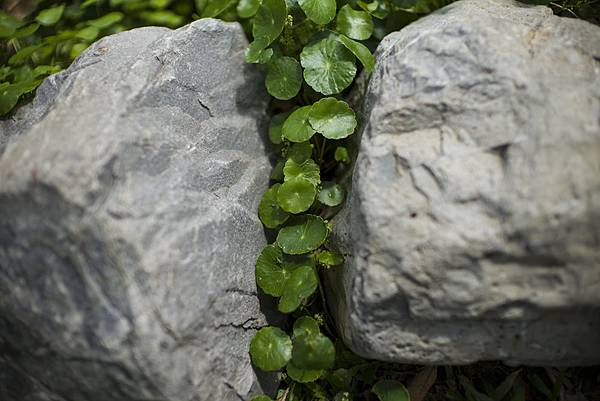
[0,19,276,400]
[327,0,600,365]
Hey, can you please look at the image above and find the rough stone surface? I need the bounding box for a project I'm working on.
[0,20,277,401]
[326,0,600,365]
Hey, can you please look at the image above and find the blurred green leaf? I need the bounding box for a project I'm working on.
[13,23,40,39]
[76,26,100,41]
[237,0,261,18]
[88,12,124,29]
[201,0,236,17]
[36,5,65,26]
[0,11,24,38]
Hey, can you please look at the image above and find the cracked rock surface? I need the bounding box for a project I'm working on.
[0,19,277,401]
[326,0,600,365]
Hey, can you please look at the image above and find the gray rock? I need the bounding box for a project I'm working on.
[0,19,277,400]
[326,0,600,365]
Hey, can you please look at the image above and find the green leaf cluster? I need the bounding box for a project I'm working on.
[245,0,461,399]
[249,316,335,383]
[0,0,259,116]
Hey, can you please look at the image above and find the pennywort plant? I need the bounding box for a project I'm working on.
[244,0,454,400]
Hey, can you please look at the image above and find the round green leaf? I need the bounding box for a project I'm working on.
[372,380,410,401]
[308,97,357,139]
[297,0,336,25]
[317,250,344,266]
[277,177,316,214]
[36,5,64,26]
[278,265,318,313]
[256,244,287,297]
[293,316,321,338]
[250,326,292,371]
[282,106,316,142]
[266,57,303,100]
[287,361,324,383]
[338,34,375,73]
[291,332,335,370]
[336,5,374,40]
[283,158,320,186]
[317,181,344,206]
[259,184,290,228]
[253,0,287,48]
[300,39,356,95]
[287,141,313,164]
[276,215,329,255]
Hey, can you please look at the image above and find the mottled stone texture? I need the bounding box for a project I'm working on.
[0,19,277,401]
[326,0,600,365]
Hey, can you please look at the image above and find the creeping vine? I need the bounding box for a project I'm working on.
[244,1,452,400]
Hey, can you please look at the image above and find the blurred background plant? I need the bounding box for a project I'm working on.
[0,0,250,115]
[1,0,598,117]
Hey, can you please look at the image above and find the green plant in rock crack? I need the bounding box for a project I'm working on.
[245,1,457,400]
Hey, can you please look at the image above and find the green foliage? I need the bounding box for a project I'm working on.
[287,361,324,383]
[293,316,321,338]
[6,0,597,400]
[266,56,303,100]
[335,146,350,163]
[278,264,318,312]
[318,182,345,207]
[276,215,329,254]
[250,396,273,401]
[1,0,225,116]
[259,184,290,228]
[316,249,344,266]
[250,326,292,371]
[283,106,316,142]
[246,0,456,399]
[308,97,356,140]
[292,331,336,370]
[277,177,317,213]
[300,38,357,95]
[36,5,65,26]
[372,380,410,401]
[246,0,286,60]
[297,0,336,25]
[336,5,374,40]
